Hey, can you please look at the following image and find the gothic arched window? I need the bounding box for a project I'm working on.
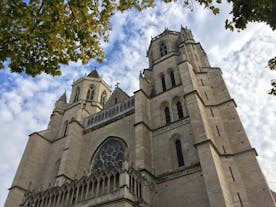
[92,138,127,172]
[160,42,167,57]
[175,140,184,167]
[170,71,176,87]
[161,74,166,92]
[101,91,107,105]
[165,107,171,124]
[177,101,184,119]
[86,86,94,101]
[74,87,80,102]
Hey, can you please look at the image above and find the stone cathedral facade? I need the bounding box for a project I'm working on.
[5,27,276,207]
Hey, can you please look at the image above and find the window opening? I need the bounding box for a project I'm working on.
[63,121,68,136]
[92,138,126,172]
[161,74,166,92]
[74,87,80,102]
[177,101,184,119]
[229,167,235,181]
[222,145,226,153]
[86,87,94,101]
[204,91,208,100]
[216,125,221,136]
[210,107,214,117]
[175,140,184,167]
[101,91,107,105]
[170,71,176,87]
[160,43,167,57]
[237,193,243,207]
[165,107,170,124]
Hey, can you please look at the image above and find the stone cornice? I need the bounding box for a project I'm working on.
[56,174,73,181]
[134,117,190,133]
[133,121,152,131]
[29,132,52,144]
[133,89,150,99]
[139,163,201,183]
[8,185,27,192]
[152,51,180,66]
[134,86,236,109]
[194,138,258,157]
[184,89,237,107]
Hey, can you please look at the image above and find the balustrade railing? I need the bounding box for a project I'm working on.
[22,167,144,207]
[86,97,135,128]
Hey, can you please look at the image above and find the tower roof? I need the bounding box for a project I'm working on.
[87,69,100,78]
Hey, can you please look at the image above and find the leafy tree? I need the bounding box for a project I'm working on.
[0,0,275,78]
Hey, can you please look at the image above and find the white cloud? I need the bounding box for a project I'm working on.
[0,1,276,206]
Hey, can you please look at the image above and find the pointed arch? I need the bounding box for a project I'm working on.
[175,140,184,167]
[164,107,171,124]
[176,101,184,119]
[161,74,166,92]
[170,71,176,87]
[160,101,171,126]
[160,42,167,57]
[91,137,128,172]
[172,96,188,121]
[74,86,80,102]
[100,91,107,105]
[86,86,94,101]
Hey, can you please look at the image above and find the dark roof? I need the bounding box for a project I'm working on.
[87,70,100,78]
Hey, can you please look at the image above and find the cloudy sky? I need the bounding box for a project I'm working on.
[0,1,276,206]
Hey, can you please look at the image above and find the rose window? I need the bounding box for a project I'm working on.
[92,138,126,172]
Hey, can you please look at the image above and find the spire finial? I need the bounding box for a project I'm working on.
[115,82,120,88]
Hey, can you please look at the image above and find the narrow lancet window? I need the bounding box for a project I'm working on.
[160,43,167,57]
[175,140,184,167]
[74,87,80,102]
[86,87,94,101]
[177,101,184,119]
[161,74,166,92]
[101,91,107,105]
[165,107,170,124]
[63,121,68,136]
[170,71,176,87]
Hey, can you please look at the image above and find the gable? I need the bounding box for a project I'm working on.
[104,87,130,108]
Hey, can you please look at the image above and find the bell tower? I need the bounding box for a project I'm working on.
[55,69,112,185]
[5,28,276,207]
[69,69,111,117]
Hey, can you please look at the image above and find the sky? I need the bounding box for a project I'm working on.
[0,1,276,206]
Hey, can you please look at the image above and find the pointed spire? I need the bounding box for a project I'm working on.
[58,91,67,103]
[87,68,100,78]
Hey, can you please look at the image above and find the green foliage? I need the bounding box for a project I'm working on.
[225,0,276,31]
[0,0,275,77]
[0,0,150,76]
